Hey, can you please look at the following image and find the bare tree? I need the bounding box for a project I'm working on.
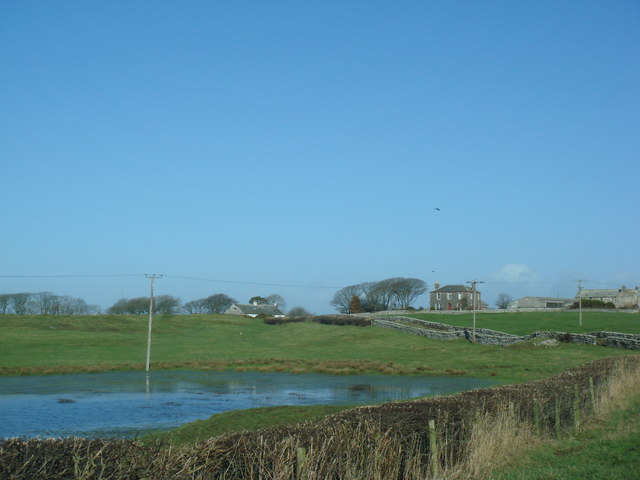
[107,297,151,314]
[332,278,427,313]
[266,294,286,309]
[9,293,32,315]
[367,279,400,310]
[390,278,427,309]
[33,292,56,315]
[202,293,236,313]
[331,284,366,313]
[155,295,182,314]
[495,293,513,309]
[183,299,207,314]
[107,298,129,314]
[362,281,389,311]
[0,294,10,314]
[0,292,97,315]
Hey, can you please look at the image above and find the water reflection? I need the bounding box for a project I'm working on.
[0,371,494,439]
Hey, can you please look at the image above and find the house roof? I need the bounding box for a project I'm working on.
[578,287,639,298]
[228,303,284,316]
[577,289,618,298]
[514,296,574,302]
[432,284,473,293]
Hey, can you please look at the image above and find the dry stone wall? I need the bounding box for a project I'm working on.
[372,316,640,350]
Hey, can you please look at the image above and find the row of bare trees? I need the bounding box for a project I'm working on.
[331,277,427,313]
[106,293,309,315]
[0,292,100,315]
[182,294,237,314]
[0,289,306,316]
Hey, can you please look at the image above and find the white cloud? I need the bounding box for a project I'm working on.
[489,264,539,284]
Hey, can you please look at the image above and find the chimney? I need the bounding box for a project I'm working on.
[434,282,440,290]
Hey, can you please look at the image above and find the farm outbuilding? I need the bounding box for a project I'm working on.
[508,297,574,309]
[577,286,640,309]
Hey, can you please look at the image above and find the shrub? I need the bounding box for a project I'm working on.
[263,315,371,327]
[263,317,305,325]
[312,315,371,327]
[570,299,615,309]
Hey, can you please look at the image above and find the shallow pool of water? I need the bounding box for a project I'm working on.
[0,371,494,439]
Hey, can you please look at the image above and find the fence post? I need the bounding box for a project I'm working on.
[573,385,581,429]
[554,394,561,438]
[429,419,439,477]
[533,400,540,436]
[296,447,306,479]
[589,377,596,410]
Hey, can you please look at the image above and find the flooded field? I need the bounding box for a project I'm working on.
[0,370,495,438]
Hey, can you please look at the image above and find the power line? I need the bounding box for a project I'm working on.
[163,274,341,289]
[0,273,341,289]
[1,273,634,293]
[0,274,144,279]
[484,281,564,286]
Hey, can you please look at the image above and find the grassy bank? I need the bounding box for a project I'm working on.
[487,359,640,480]
[0,313,637,382]
[142,405,352,446]
[409,310,640,335]
[488,394,640,479]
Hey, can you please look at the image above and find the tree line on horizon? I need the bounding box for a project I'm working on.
[331,277,427,313]
[0,291,309,316]
[107,293,297,315]
[0,292,100,315]
[2,279,430,317]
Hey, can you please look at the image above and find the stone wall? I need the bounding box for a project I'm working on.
[362,308,640,315]
[372,316,640,350]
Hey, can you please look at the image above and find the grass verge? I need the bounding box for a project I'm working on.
[486,362,640,479]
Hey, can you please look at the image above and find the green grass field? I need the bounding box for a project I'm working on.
[489,387,640,480]
[1,312,638,384]
[409,310,640,335]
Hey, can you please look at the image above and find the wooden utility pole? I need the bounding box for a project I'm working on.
[467,279,484,342]
[145,274,162,372]
[575,279,584,327]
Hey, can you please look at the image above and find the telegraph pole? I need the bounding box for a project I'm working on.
[575,279,584,328]
[467,279,484,342]
[145,274,162,372]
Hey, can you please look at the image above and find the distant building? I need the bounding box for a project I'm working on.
[508,297,574,309]
[577,286,640,309]
[430,283,482,311]
[224,303,285,317]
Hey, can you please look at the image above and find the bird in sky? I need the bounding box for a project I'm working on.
[434,208,440,211]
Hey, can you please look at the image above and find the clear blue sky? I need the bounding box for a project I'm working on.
[1,1,638,313]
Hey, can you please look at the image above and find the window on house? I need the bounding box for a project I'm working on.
[436,293,441,300]
[447,293,452,299]
[458,293,462,299]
